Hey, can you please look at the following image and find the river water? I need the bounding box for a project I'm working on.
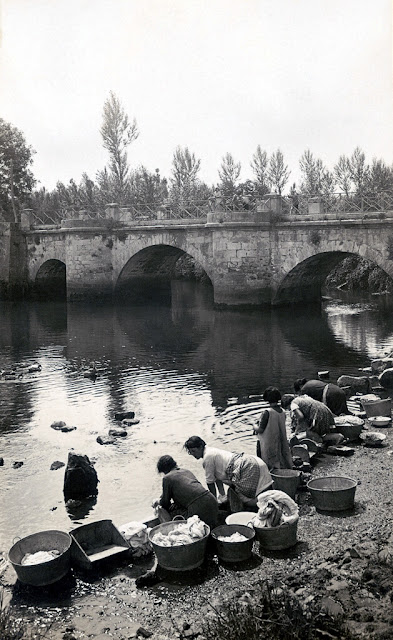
[1,282,393,549]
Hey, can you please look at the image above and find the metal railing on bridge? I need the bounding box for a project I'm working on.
[26,190,393,227]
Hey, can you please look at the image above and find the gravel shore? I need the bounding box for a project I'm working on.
[1,426,393,640]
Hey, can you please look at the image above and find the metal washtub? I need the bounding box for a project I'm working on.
[307,476,357,511]
[360,397,391,418]
[334,416,365,441]
[70,519,131,570]
[211,524,255,562]
[270,469,301,499]
[148,521,210,571]
[253,520,298,551]
[8,530,72,586]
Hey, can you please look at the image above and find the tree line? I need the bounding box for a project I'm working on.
[1,91,393,222]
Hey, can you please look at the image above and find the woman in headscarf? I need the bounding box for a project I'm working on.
[184,436,272,513]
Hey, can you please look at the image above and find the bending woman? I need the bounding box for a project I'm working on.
[294,378,349,416]
[184,436,272,513]
[281,394,343,445]
[153,455,219,530]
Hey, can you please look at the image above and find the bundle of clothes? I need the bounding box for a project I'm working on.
[21,550,61,565]
[216,532,248,543]
[119,521,153,557]
[152,515,208,547]
[251,490,299,528]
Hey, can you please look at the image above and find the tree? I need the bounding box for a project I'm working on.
[31,186,63,224]
[250,146,270,196]
[218,152,241,199]
[348,147,368,195]
[334,155,352,196]
[169,147,210,213]
[130,166,167,208]
[78,173,99,213]
[268,149,290,195]
[170,146,201,189]
[0,118,36,221]
[299,150,324,195]
[96,167,119,208]
[100,91,139,204]
[365,158,393,193]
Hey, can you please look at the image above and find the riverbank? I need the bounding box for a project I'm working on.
[1,427,393,640]
[325,256,393,294]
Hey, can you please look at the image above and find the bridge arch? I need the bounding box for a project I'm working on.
[34,259,66,300]
[273,249,393,305]
[115,244,213,304]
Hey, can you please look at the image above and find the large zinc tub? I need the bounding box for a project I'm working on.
[8,530,72,586]
[148,521,210,571]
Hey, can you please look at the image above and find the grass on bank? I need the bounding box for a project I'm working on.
[203,580,355,640]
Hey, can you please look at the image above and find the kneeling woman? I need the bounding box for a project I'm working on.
[153,455,219,530]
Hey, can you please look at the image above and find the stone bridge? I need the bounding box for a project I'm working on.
[1,195,393,306]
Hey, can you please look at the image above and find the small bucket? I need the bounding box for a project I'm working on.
[360,398,391,418]
[8,530,72,586]
[211,524,255,563]
[254,520,298,551]
[307,476,357,511]
[148,521,210,571]
[225,512,255,527]
[271,469,301,499]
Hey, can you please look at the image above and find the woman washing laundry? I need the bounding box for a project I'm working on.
[293,378,349,416]
[281,394,344,446]
[152,455,219,530]
[184,436,272,513]
[254,386,293,470]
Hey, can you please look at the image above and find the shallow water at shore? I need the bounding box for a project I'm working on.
[1,283,393,549]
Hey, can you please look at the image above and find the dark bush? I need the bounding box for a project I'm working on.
[203,580,354,640]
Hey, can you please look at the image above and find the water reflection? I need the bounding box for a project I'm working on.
[65,496,98,521]
[325,291,393,357]
[1,283,393,548]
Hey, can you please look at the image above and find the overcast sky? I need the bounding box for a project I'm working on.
[0,0,392,191]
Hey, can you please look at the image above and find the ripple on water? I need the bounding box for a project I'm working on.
[1,290,393,547]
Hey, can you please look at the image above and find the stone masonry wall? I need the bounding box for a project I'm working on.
[9,215,393,306]
[209,223,273,305]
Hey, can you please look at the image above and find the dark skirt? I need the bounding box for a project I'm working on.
[187,491,219,530]
[170,491,219,530]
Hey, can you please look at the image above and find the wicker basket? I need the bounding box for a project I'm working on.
[307,476,357,511]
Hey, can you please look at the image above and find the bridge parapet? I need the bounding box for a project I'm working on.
[24,190,393,230]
